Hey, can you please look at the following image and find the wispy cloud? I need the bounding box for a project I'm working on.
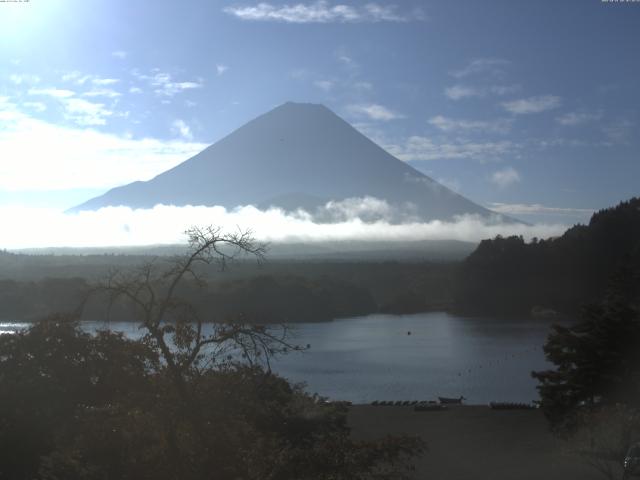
[82,89,122,99]
[353,81,373,91]
[444,85,481,100]
[428,115,512,134]
[489,85,520,95]
[602,119,635,144]
[502,95,562,114]
[313,79,335,91]
[223,1,424,23]
[216,64,229,76]
[61,98,114,126]
[111,51,128,59]
[9,73,41,85]
[28,87,75,98]
[92,77,120,86]
[385,136,516,162]
[444,84,519,101]
[61,71,92,85]
[61,72,121,87]
[171,119,193,140]
[490,167,521,188]
[347,103,404,121]
[22,102,47,112]
[451,58,510,78]
[556,111,602,126]
[488,202,594,217]
[133,70,203,97]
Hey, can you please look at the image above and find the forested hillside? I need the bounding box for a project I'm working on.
[0,261,455,323]
[455,197,640,316]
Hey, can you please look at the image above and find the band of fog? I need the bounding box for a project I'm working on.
[0,201,567,249]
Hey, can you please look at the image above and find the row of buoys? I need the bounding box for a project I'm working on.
[489,401,537,410]
[371,400,439,406]
[453,345,542,378]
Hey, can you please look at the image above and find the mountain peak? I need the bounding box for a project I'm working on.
[70,103,495,222]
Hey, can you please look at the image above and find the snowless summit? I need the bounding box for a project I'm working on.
[71,102,496,221]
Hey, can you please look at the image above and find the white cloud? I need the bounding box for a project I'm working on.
[385,136,516,162]
[488,202,594,216]
[62,98,113,126]
[223,1,424,23]
[9,73,40,85]
[112,51,128,59]
[556,111,601,126]
[129,86,143,94]
[451,58,509,78]
[82,89,122,98]
[502,95,562,114]
[0,106,207,191]
[216,64,229,76]
[313,79,334,91]
[28,87,75,98]
[0,203,567,249]
[428,115,512,134]
[171,119,193,140]
[490,167,521,188]
[347,103,404,121]
[92,77,120,86]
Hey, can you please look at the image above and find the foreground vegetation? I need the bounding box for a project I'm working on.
[532,265,640,478]
[0,227,424,480]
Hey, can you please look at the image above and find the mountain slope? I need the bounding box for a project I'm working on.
[71,102,496,221]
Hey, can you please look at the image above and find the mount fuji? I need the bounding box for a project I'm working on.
[71,102,499,222]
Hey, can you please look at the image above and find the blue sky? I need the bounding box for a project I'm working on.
[0,0,638,238]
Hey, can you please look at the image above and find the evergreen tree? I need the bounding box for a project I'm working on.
[532,267,640,432]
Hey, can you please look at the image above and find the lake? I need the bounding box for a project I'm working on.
[0,312,560,404]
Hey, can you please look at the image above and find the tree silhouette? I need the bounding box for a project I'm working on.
[0,226,425,479]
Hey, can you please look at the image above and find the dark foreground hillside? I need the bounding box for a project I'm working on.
[455,197,640,316]
[349,405,601,480]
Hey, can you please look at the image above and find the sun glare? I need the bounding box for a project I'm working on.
[0,1,60,44]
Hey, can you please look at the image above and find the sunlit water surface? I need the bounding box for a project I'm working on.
[1,313,560,404]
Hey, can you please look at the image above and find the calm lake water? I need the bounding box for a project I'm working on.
[0,312,560,404]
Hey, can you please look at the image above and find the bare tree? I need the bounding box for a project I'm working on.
[89,226,304,440]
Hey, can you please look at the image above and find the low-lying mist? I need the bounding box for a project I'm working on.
[2,198,568,250]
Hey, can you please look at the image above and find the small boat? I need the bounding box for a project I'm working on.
[438,396,466,404]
